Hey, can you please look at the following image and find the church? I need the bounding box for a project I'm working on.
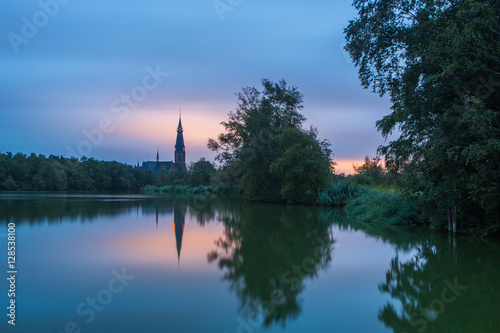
[140,115,186,172]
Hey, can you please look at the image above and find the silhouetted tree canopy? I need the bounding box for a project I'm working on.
[208,79,333,204]
[345,0,500,233]
[0,153,158,191]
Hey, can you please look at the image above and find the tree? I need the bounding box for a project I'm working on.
[0,151,162,192]
[352,155,387,185]
[189,158,216,187]
[344,0,500,233]
[270,128,332,204]
[208,79,333,203]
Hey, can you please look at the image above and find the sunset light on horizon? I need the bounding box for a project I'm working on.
[1,1,498,331]
[1,0,392,175]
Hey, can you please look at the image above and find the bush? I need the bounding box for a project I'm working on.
[347,174,374,186]
[174,185,190,194]
[317,181,360,206]
[345,189,417,225]
[316,192,332,206]
[172,179,185,186]
[160,186,172,193]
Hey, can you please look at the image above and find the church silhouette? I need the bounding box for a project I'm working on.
[140,114,186,172]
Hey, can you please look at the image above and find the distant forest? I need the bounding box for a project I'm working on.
[0,152,160,191]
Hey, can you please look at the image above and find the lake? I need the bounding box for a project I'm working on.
[0,193,499,333]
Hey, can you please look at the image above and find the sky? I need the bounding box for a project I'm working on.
[0,0,393,174]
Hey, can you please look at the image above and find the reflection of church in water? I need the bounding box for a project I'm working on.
[156,205,186,265]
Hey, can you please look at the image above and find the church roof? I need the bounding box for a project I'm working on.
[141,161,178,172]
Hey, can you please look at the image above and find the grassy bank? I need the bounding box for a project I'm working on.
[144,180,418,227]
[317,180,418,226]
[343,188,417,225]
[143,184,236,196]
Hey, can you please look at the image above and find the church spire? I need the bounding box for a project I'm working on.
[177,110,182,131]
[174,112,185,168]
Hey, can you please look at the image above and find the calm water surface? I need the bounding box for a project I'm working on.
[0,194,499,333]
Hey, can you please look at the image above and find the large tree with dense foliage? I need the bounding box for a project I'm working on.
[345,0,500,233]
[189,158,216,187]
[208,79,333,204]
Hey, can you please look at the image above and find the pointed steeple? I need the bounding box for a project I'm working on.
[176,114,184,147]
[174,111,186,168]
[178,109,182,130]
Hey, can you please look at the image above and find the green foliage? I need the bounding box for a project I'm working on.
[352,155,389,185]
[345,188,418,225]
[0,152,159,192]
[345,0,500,233]
[346,155,395,190]
[316,192,333,206]
[189,158,216,187]
[317,181,360,207]
[208,79,333,203]
[347,173,375,186]
[143,184,231,198]
[212,185,237,195]
[174,185,191,194]
[172,179,185,186]
[270,128,332,204]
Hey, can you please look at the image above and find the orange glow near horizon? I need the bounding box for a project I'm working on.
[335,159,365,175]
[109,221,223,269]
[112,108,224,143]
[110,107,371,174]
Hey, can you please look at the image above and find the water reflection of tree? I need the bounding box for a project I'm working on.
[184,195,239,226]
[208,204,334,328]
[377,234,500,333]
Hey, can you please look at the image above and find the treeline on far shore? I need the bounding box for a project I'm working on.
[1,150,498,236]
[0,151,232,193]
[0,152,158,192]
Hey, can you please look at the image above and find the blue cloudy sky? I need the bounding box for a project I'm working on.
[1,0,392,173]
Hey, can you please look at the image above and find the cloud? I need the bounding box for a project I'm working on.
[0,0,394,166]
